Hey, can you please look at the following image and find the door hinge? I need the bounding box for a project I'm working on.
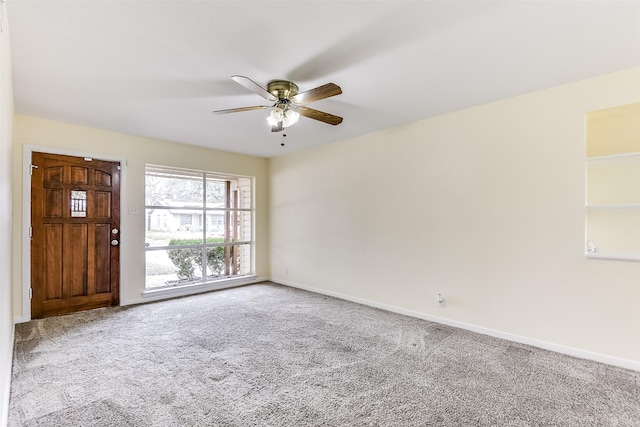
[29,288,33,299]
[30,164,38,175]
[29,226,33,238]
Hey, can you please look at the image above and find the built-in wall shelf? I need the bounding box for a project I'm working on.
[585,252,640,262]
[585,204,640,210]
[585,103,640,262]
[586,152,640,165]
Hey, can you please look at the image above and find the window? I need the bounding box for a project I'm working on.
[145,165,254,289]
[179,214,192,228]
[585,103,640,261]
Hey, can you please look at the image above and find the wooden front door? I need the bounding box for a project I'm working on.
[31,152,120,319]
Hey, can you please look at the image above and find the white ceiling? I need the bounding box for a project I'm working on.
[6,1,640,158]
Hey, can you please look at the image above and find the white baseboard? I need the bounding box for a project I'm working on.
[123,276,268,306]
[1,323,15,427]
[13,277,270,320]
[270,278,640,372]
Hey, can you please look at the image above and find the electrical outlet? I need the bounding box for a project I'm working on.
[437,293,445,307]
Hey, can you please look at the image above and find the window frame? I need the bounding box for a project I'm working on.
[144,164,255,290]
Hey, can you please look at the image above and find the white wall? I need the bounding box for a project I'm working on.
[269,68,640,368]
[12,115,269,320]
[0,2,14,424]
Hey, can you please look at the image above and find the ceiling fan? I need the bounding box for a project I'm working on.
[213,75,343,132]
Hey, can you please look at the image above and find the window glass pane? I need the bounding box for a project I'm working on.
[235,210,252,242]
[236,177,252,209]
[146,248,204,289]
[145,209,203,247]
[204,246,227,278]
[204,243,251,279]
[205,176,252,209]
[146,170,204,207]
[205,211,252,243]
[206,176,227,206]
[234,243,252,276]
[205,211,225,238]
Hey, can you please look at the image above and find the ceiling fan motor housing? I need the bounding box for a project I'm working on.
[267,80,299,101]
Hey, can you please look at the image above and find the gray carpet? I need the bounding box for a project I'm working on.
[8,282,640,426]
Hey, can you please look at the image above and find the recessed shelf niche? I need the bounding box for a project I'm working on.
[585,102,640,261]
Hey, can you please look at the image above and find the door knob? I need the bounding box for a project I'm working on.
[111,239,119,246]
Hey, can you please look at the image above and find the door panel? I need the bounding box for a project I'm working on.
[95,191,111,217]
[43,224,63,300]
[94,223,112,294]
[69,224,88,297]
[44,189,63,217]
[31,152,120,318]
[70,166,88,184]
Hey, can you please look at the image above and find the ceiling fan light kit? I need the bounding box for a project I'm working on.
[267,107,300,128]
[213,75,343,133]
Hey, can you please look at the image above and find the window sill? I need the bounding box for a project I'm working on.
[141,275,260,300]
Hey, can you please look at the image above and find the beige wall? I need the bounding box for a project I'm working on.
[12,115,269,318]
[0,1,14,422]
[269,68,640,366]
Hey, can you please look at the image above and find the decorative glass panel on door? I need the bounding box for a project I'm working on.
[70,190,87,217]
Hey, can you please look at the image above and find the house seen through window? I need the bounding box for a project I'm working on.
[145,165,254,289]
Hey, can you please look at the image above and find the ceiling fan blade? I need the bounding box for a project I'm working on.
[295,106,343,125]
[231,75,276,101]
[271,122,284,132]
[291,83,342,104]
[212,105,270,114]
